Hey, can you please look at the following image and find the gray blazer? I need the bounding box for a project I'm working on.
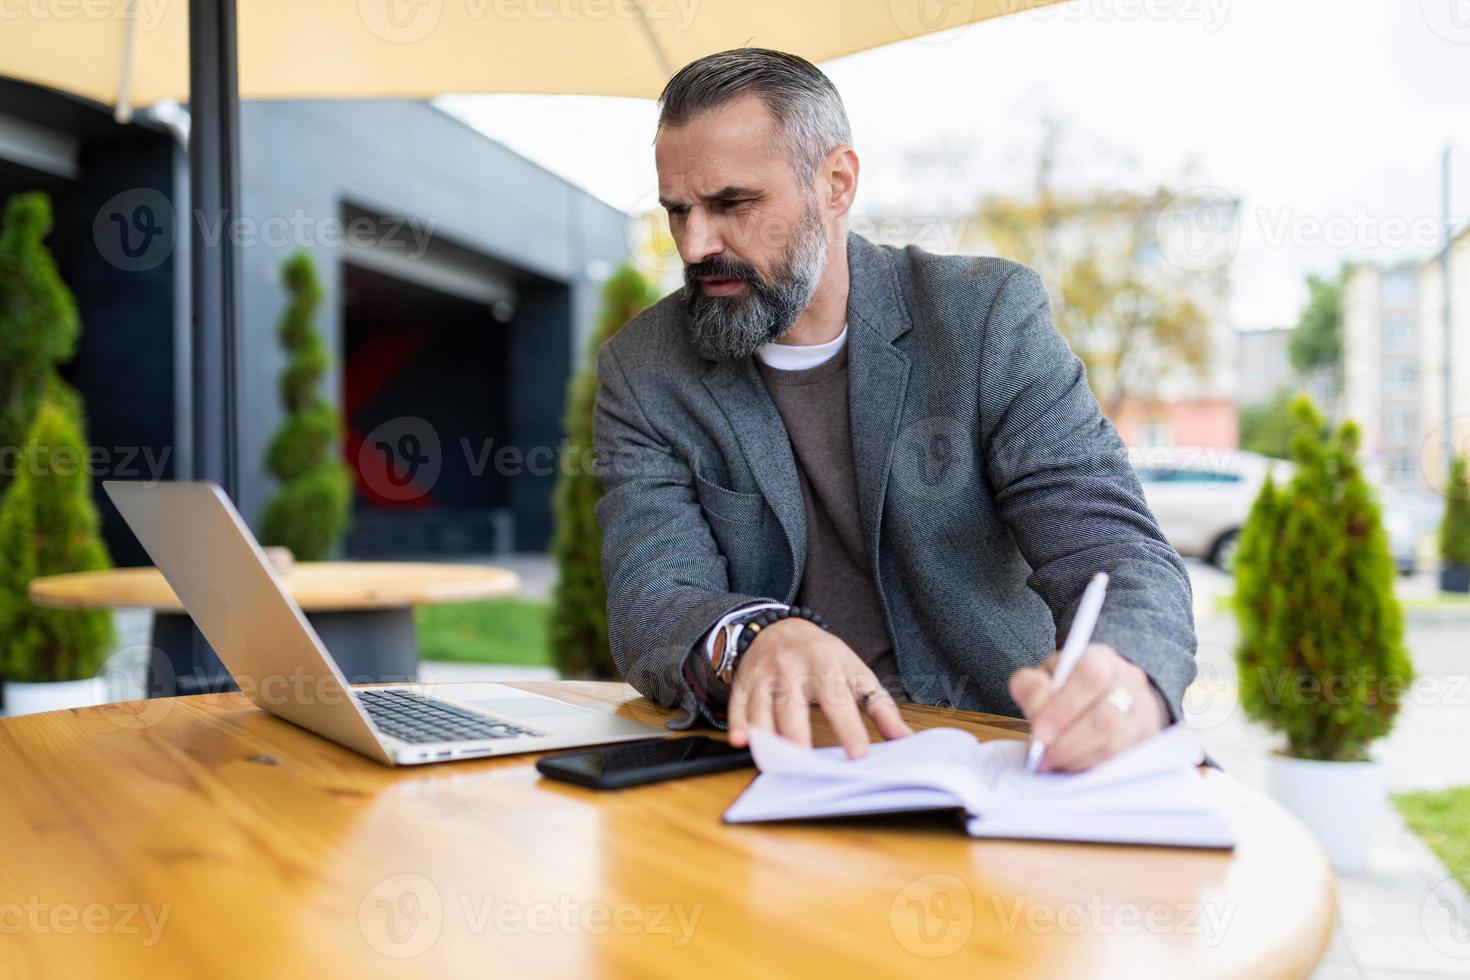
[593,232,1196,727]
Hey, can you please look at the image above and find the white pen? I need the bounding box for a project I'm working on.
[1024,571,1110,775]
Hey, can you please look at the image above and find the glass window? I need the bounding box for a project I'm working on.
[1385,410,1416,442]
[1384,363,1417,394]
[1383,317,1414,350]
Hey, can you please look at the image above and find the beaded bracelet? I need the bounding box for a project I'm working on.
[733,605,829,657]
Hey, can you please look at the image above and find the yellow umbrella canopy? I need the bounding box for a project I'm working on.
[2,0,1065,111]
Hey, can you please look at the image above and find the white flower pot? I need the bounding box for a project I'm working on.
[1267,752,1383,873]
[1,678,103,718]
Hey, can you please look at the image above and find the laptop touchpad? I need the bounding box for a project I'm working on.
[462,698,588,719]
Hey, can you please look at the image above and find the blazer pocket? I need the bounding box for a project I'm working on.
[693,472,767,526]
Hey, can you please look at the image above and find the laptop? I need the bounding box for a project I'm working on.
[103,480,664,765]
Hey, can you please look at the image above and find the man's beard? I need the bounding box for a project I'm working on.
[683,201,829,361]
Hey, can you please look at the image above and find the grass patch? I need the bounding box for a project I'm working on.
[415,598,552,667]
[1395,786,1470,890]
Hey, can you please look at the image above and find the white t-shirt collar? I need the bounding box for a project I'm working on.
[755,323,849,371]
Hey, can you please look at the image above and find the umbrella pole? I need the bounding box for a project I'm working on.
[185,0,242,693]
[188,0,242,503]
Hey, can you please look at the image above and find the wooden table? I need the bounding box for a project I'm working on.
[27,563,518,694]
[0,682,1336,979]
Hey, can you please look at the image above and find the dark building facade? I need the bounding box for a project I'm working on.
[0,81,631,563]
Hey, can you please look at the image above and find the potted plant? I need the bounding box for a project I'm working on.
[0,193,115,716]
[1439,456,1470,594]
[1233,397,1414,872]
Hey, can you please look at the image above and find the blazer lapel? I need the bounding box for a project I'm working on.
[700,357,807,593]
[694,232,910,595]
[844,233,912,573]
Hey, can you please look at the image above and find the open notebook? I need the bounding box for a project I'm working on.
[724,724,1234,850]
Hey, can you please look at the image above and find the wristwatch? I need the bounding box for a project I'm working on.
[710,605,830,684]
[712,619,748,685]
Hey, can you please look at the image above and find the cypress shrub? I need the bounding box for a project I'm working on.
[548,264,659,678]
[1439,456,1470,568]
[0,193,79,499]
[0,402,114,682]
[0,192,114,684]
[1234,397,1413,761]
[260,252,352,561]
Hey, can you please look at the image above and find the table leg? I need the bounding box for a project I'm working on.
[149,613,233,696]
[147,609,420,697]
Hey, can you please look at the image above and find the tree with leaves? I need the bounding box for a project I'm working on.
[1440,455,1470,589]
[1233,397,1413,760]
[548,263,660,678]
[1239,389,1301,460]
[0,192,114,683]
[1288,266,1349,399]
[973,172,1213,417]
[260,252,352,560]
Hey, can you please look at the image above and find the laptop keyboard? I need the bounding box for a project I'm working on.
[357,688,542,744]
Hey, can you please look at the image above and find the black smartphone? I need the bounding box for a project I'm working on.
[536,736,753,790]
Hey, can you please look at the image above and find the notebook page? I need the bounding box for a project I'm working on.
[968,725,1211,813]
[724,727,991,822]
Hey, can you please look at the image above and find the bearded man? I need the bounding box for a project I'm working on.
[592,48,1197,770]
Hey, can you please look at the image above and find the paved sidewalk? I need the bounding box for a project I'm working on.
[1185,562,1470,978]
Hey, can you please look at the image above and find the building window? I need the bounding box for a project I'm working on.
[1385,410,1416,443]
[1382,270,1417,307]
[1383,317,1414,350]
[1389,455,1417,484]
[1384,363,1417,395]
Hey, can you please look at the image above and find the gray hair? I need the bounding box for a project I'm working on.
[657,48,853,180]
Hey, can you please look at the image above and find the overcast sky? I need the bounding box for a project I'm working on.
[440,0,1470,330]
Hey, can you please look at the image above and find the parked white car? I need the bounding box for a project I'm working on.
[1133,447,1418,573]
[1131,448,1281,569]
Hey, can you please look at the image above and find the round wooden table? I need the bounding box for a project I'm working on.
[0,682,1336,978]
[27,563,518,694]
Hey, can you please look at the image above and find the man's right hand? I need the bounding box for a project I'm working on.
[725,618,912,759]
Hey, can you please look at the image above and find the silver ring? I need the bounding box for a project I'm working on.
[1106,686,1135,716]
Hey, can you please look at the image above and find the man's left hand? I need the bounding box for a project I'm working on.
[1007,643,1166,772]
